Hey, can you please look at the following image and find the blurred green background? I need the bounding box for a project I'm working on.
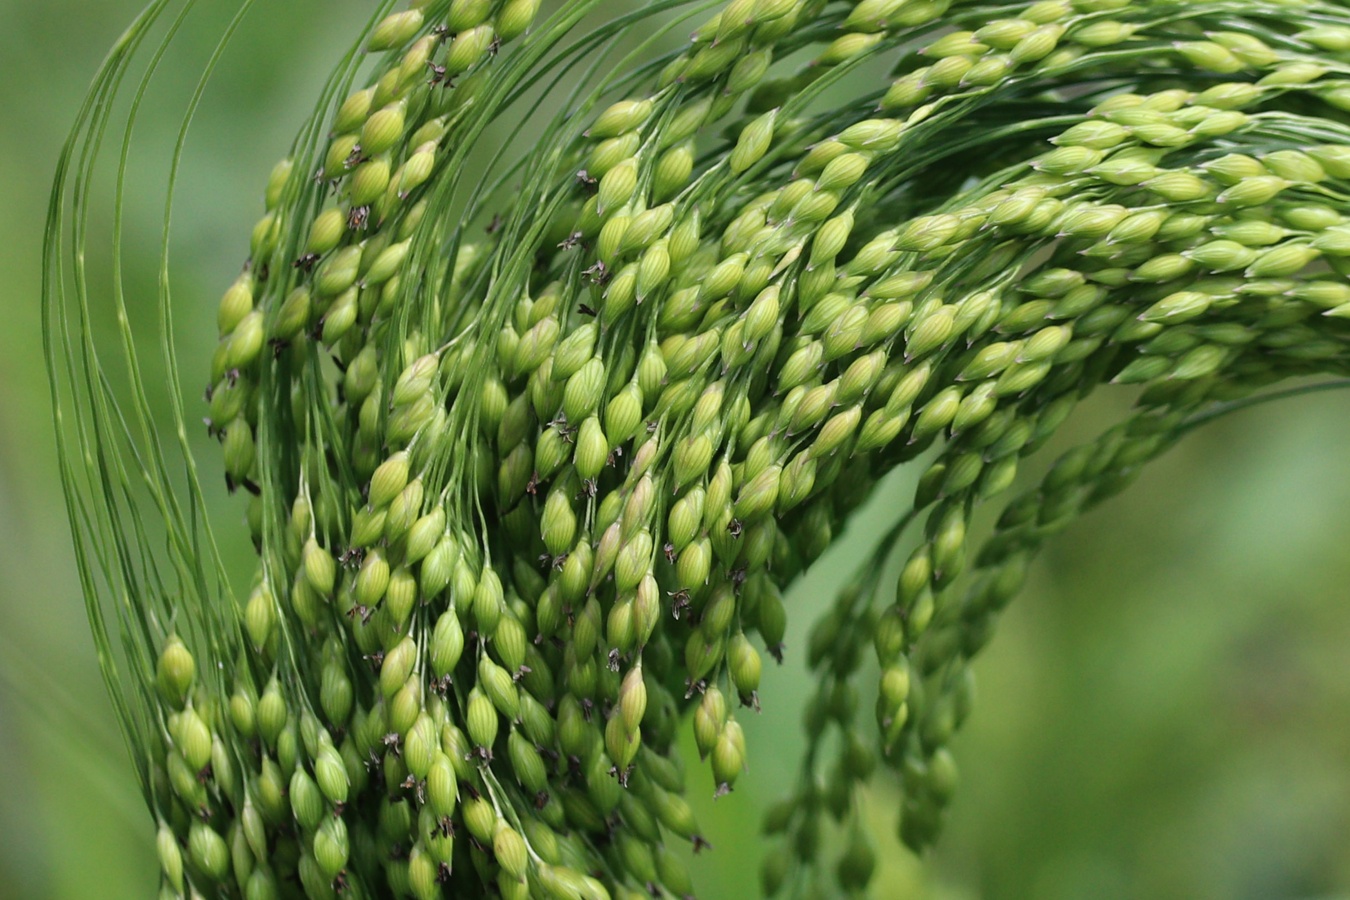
[6,2,1350,898]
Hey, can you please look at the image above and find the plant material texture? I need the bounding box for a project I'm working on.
[44,0,1350,897]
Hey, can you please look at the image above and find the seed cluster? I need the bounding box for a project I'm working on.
[68,0,1350,897]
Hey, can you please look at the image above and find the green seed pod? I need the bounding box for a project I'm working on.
[319,287,359,346]
[319,660,353,730]
[157,635,195,708]
[1306,144,1350,180]
[813,151,869,193]
[572,416,609,481]
[811,406,861,457]
[405,505,446,563]
[1263,149,1324,184]
[728,632,762,703]
[424,751,458,819]
[619,666,647,733]
[404,711,438,779]
[488,822,528,881]
[895,213,960,252]
[623,204,674,254]
[700,252,748,302]
[416,535,457,602]
[605,712,641,770]
[479,654,520,720]
[249,210,281,260]
[672,432,714,489]
[363,239,410,287]
[173,706,213,774]
[498,0,541,40]
[1130,251,1194,283]
[261,154,294,209]
[1175,40,1243,74]
[602,382,643,446]
[349,155,391,206]
[693,686,728,760]
[1018,324,1071,363]
[1247,243,1318,278]
[406,843,437,900]
[492,615,528,676]
[711,718,746,791]
[667,488,705,551]
[1056,203,1127,238]
[677,538,713,592]
[541,488,578,558]
[256,681,288,751]
[229,686,256,738]
[506,727,548,793]
[312,814,349,881]
[466,687,499,752]
[315,743,349,806]
[396,144,437,194]
[270,284,314,344]
[471,566,505,633]
[743,283,781,344]
[367,451,409,509]
[1171,343,1227,380]
[446,0,492,29]
[835,117,904,154]
[646,145,693,205]
[354,548,390,608]
[217,273,254,336]
[588,133,640,179]
[731,109,777,174]
[615,529,653,594]
[696,580,739,636]
[426,611,465,681]
[956,340,1018,381]
[776,449,816,511]
[288,763,325,830]
[589,99,654,139]
[776,340,824,392]
[563,358,605,422]
[368,9,423,52]
[1217,175,1288,207]
[597,158,638,214]
[1035,146,1104,180]
[446,24,496,74]
[157,824,184,892]
[1184,240,1256,272]
[635,242,671,301]
[360,102,405,157]
[188,820,230,882]
[323,133,360,180]
[952,382,998,433]
[379,636,417,699]
[906,307,954,360]
[222,311,265,376]
[811,209,854,266]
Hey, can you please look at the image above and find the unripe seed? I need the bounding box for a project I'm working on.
[369,10,423,52]
[360,103,405,157]
[157,635,195,708]
[498,0,541,41]
[380,636,417,698]
[188,820,230,882]
[1217,175,1288,207]
[711,719,746,790]
[731,110,778,174]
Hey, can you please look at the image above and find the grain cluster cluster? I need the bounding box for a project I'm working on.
[48,0,1350,897]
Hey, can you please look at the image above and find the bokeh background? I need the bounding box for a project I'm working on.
[5,2,1350,898]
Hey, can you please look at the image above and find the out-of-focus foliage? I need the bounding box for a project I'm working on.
[7,2,1350,898]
